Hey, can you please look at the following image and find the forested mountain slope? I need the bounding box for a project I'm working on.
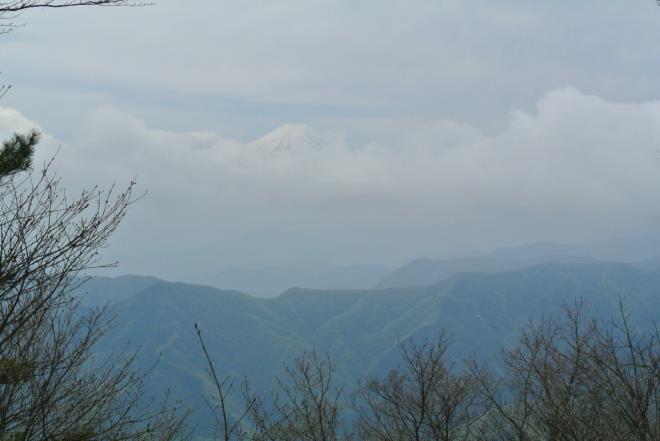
[88,262,660,435]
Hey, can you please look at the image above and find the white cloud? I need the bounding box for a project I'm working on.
[3,87,660,281]
[0,107,41,134]
[5,0,660,140]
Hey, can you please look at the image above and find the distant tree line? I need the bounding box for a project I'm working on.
[198,300,659,441]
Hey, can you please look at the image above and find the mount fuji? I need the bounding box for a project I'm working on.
[248,123,325,154]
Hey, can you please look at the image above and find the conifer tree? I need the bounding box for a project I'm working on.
[0,130,38,178]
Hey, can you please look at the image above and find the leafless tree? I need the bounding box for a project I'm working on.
[472,300,659,441]
[354,332,490,441]
[245,351,344,441]
[196,337,345,441]
[0,0,190,437]
[0,1,149,33]
[194,301,657,441]
[0,158,188,440]
[196,322,255,441]
[590,300,659,441]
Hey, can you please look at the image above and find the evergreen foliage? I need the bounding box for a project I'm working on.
[0,130,38,178]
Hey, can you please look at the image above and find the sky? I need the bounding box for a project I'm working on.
[2,0,660,284]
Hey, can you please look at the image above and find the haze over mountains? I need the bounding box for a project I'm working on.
[169,234,660,297]
[377,236,660,290]
[17,84,660,288]
[58,119,660,435]
[211,264,390,297]
[79,237,660,435]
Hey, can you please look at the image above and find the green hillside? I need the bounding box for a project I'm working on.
[90,262,660,435]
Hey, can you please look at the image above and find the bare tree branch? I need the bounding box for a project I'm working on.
[0,158,188,440]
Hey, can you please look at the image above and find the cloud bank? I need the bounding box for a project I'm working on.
[2,87,660,282]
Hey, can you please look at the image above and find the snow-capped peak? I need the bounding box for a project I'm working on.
[248,124,325,154]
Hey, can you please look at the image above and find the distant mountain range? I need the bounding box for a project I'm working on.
[80,261,660,435]
[174,235,660,297]
[488,234,660,262]
[375,234,660,289]
[210,264,390,298]
[375,255,600,289]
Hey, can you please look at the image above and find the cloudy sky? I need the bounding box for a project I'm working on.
[2,0,660,284]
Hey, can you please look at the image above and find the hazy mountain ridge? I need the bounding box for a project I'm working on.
[87,261,660,434]
[377,235,660,289]
[376,255,601,289]
[77,274,162,307]
[211,264,390,298]
[492,235,660,262]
